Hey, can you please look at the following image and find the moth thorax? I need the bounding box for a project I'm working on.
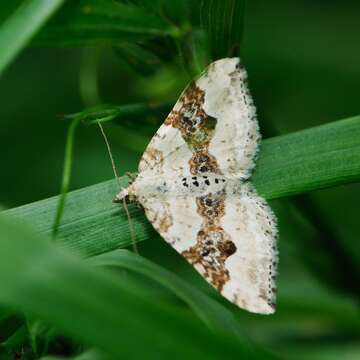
[113,186,137,204]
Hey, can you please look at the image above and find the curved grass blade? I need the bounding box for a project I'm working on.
[40,348,116,360]
[32,0,176,47]
[91,249,247,341]
[0,216,260,359]
[0,0,65,75]
[0,325,28,350]
[52,118,80,238]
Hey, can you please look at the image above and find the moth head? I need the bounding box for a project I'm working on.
[113,186,137,204]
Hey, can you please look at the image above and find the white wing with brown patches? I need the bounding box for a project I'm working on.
[136,178,277,315]
[198,59,260,179]
[115,57,279,315]
[220,182,278,314]
[138,58,259,179]
[141,195,202,253]
[138,124,192,177]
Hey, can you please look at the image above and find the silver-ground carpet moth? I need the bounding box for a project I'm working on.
[114,58,278,314]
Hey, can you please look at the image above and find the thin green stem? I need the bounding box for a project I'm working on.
[52,118,80,238]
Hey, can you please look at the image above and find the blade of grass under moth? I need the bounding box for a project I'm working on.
[3,115,360,257]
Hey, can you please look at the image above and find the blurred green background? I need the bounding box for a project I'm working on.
[0,0,359,359]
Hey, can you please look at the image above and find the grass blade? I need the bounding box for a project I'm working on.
[0,216,256,359]
[40,349,111,360]
[0,0,65,75]
[0,325,28,350]
[253,115,360,199]
[52,118,80,238]
[32,0,175,47]
[201,0,246,59]
[2,115,360,255]
[91,249,246,340]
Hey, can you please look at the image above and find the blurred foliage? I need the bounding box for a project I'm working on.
[0,0,359,359]
[0,0,65,74]
[201,0,245,59]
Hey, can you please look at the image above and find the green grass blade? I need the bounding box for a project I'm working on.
[91,249,247,341]
[2,116,360,255]
[32,0,175,47]
[0,216,256,359]
[252,115,360,199]
[201,0,246,59]
[52,118,80,238]
[0,325,28,350]
[0,0,65,75]
[281,344,360,360]
[40,349,111,360]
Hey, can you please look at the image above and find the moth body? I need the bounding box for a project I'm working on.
[114,57,278,314]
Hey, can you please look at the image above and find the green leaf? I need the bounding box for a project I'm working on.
[114,43,165,76]
[125,0,195,27]
[201,0,246,59]
[0,315,24,343]
[253,115,360,199]
[3,115,360,256]
[52,118,81,238]
[40,349,111,360]
[0,216,257,359]
[32,0,175,47]
[0,325,28,350]
[0,0,65,75]
[283,344,360,360]
[91,249,246,341]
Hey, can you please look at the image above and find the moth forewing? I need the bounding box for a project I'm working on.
[116,58,278,314]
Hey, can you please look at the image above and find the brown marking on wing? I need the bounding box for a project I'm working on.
[164,82,221,175]
[157,213,173,233]
[218,240,237,257]
[189,151,221,175]
[235,295,247,310]
[143,201,173,235]
[160,82,234,291]
[182,191,236,292]
[138,147,164,173]
[196,191,225,222]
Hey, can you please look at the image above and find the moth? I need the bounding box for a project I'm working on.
[114,58,278,314]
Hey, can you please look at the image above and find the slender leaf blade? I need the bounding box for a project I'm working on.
[32,0,174,47]
[40,349,111,360]
[0,216,252,359]
[201,0,246,59]
[0,325,28,350]
[91,249,247,340]
[0,0,65,75]
[2,116,360,255]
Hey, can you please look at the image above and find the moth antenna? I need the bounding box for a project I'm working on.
[97,121,138,253]
[122,196,138,254]
[97,121,120,185]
